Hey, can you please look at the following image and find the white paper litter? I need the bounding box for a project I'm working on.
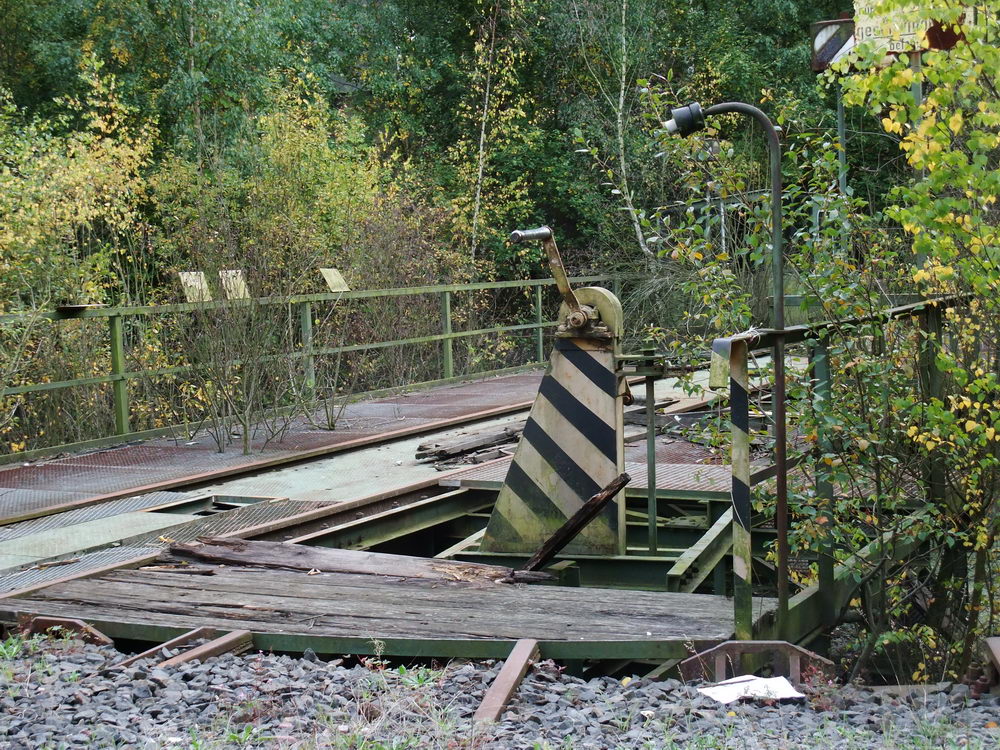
[696,675,804,704]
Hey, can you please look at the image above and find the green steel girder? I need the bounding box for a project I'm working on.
[453,551,681,590]
[18,616,716,661]
[293,489,494,550]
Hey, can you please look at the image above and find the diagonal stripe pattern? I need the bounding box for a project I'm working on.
[482,337,623,555]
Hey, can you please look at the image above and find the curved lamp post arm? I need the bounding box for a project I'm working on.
[702,103,784,331]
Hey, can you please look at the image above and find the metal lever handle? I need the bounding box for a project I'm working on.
[510,226,585,326]
[510,227,553,243]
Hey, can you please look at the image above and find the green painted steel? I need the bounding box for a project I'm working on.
[108,315,130,435]
[34,617,708,660]
[295,490,494,550]
[2,276,627,457]
[811,340,836,624]
[534,286,545,363]
[299,301,315,399]
[440,291,454,379]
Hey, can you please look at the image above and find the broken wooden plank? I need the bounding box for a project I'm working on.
[171,537,553,584]
[473,638,539,724]
[521,473,631,572]
[434,528,486,559]
[158,629,253,667]
[417,424,524,460]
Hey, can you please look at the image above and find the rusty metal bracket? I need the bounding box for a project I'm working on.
[679,640,833,685]
[20,615,114,646]
[510,227,596,330]
[157,629,253,666]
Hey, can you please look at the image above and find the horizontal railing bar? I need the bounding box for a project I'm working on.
[1,321,559,397]
[720,295,963,350]
[0,276,623,323]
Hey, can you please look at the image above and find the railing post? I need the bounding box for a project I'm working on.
[643,345,658,553]
[298,302,315,400]
[811,337,835,624]
[108,314,130,435]
[441,290,454,379]
[534,286,545,363]
[729,339,753,639]
[921,303,946,507]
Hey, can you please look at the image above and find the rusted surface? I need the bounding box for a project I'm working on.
[21,615,114,646]
[0,372,542,524]
[157,630,253,666]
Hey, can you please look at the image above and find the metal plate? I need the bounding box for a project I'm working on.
[0,372,542,522]
[0,492,197,542]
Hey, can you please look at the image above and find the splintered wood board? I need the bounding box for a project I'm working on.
[3,564,752,644]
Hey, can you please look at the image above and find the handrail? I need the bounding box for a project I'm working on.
[1,275,629,457]
[0,276,613,323]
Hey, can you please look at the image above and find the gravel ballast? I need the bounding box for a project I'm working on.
[1,635,999,749]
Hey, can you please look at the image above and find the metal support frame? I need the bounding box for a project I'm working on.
[298,301,315,399]
[3,275,627,458]
[534,286,545,362]
[441,291,454,379]
[644,347,658,553]
[108,315,130,435]
[811,339,835,623]
[728,339,754,639]
[672,100,789,629]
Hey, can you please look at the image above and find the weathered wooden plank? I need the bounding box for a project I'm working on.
[37,566,747,628]
[7,568,745,641]
[474,639,539,724]
[15,579,709,641]
[521,473,631,571]
[170,538,552,584]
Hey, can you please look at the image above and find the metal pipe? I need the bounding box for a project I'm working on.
[645,357,658,553]
[703,101,789,633]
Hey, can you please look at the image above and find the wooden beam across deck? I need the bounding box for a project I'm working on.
[0,552,770,661]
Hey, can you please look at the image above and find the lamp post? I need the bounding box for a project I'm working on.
[664,101,790,635]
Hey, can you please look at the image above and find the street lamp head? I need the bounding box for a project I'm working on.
[663,102,705,137]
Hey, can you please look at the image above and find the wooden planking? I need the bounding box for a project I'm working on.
[170,538,552,584]
[11,576,728,640]
[474,639,539,724]
[4,563,747,644]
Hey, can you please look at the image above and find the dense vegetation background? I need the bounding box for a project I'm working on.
[1,0,850,305]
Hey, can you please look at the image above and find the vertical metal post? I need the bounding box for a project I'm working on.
[645,347,658,553]
[441,290,454,379]
[701,101,787,631]
[108,314,130,435]
[812,339,835,623]
[730,339,753,639]
[921,305,945,507]
[534,286,545,363]
[298,302,315,400]
[836,88,848,198]
[612,276,622,301]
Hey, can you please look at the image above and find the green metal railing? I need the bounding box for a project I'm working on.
[1,276,618,459]
[712,295,955,640]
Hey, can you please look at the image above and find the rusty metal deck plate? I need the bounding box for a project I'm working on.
[0,372,542,524]
[440,456,738,495]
